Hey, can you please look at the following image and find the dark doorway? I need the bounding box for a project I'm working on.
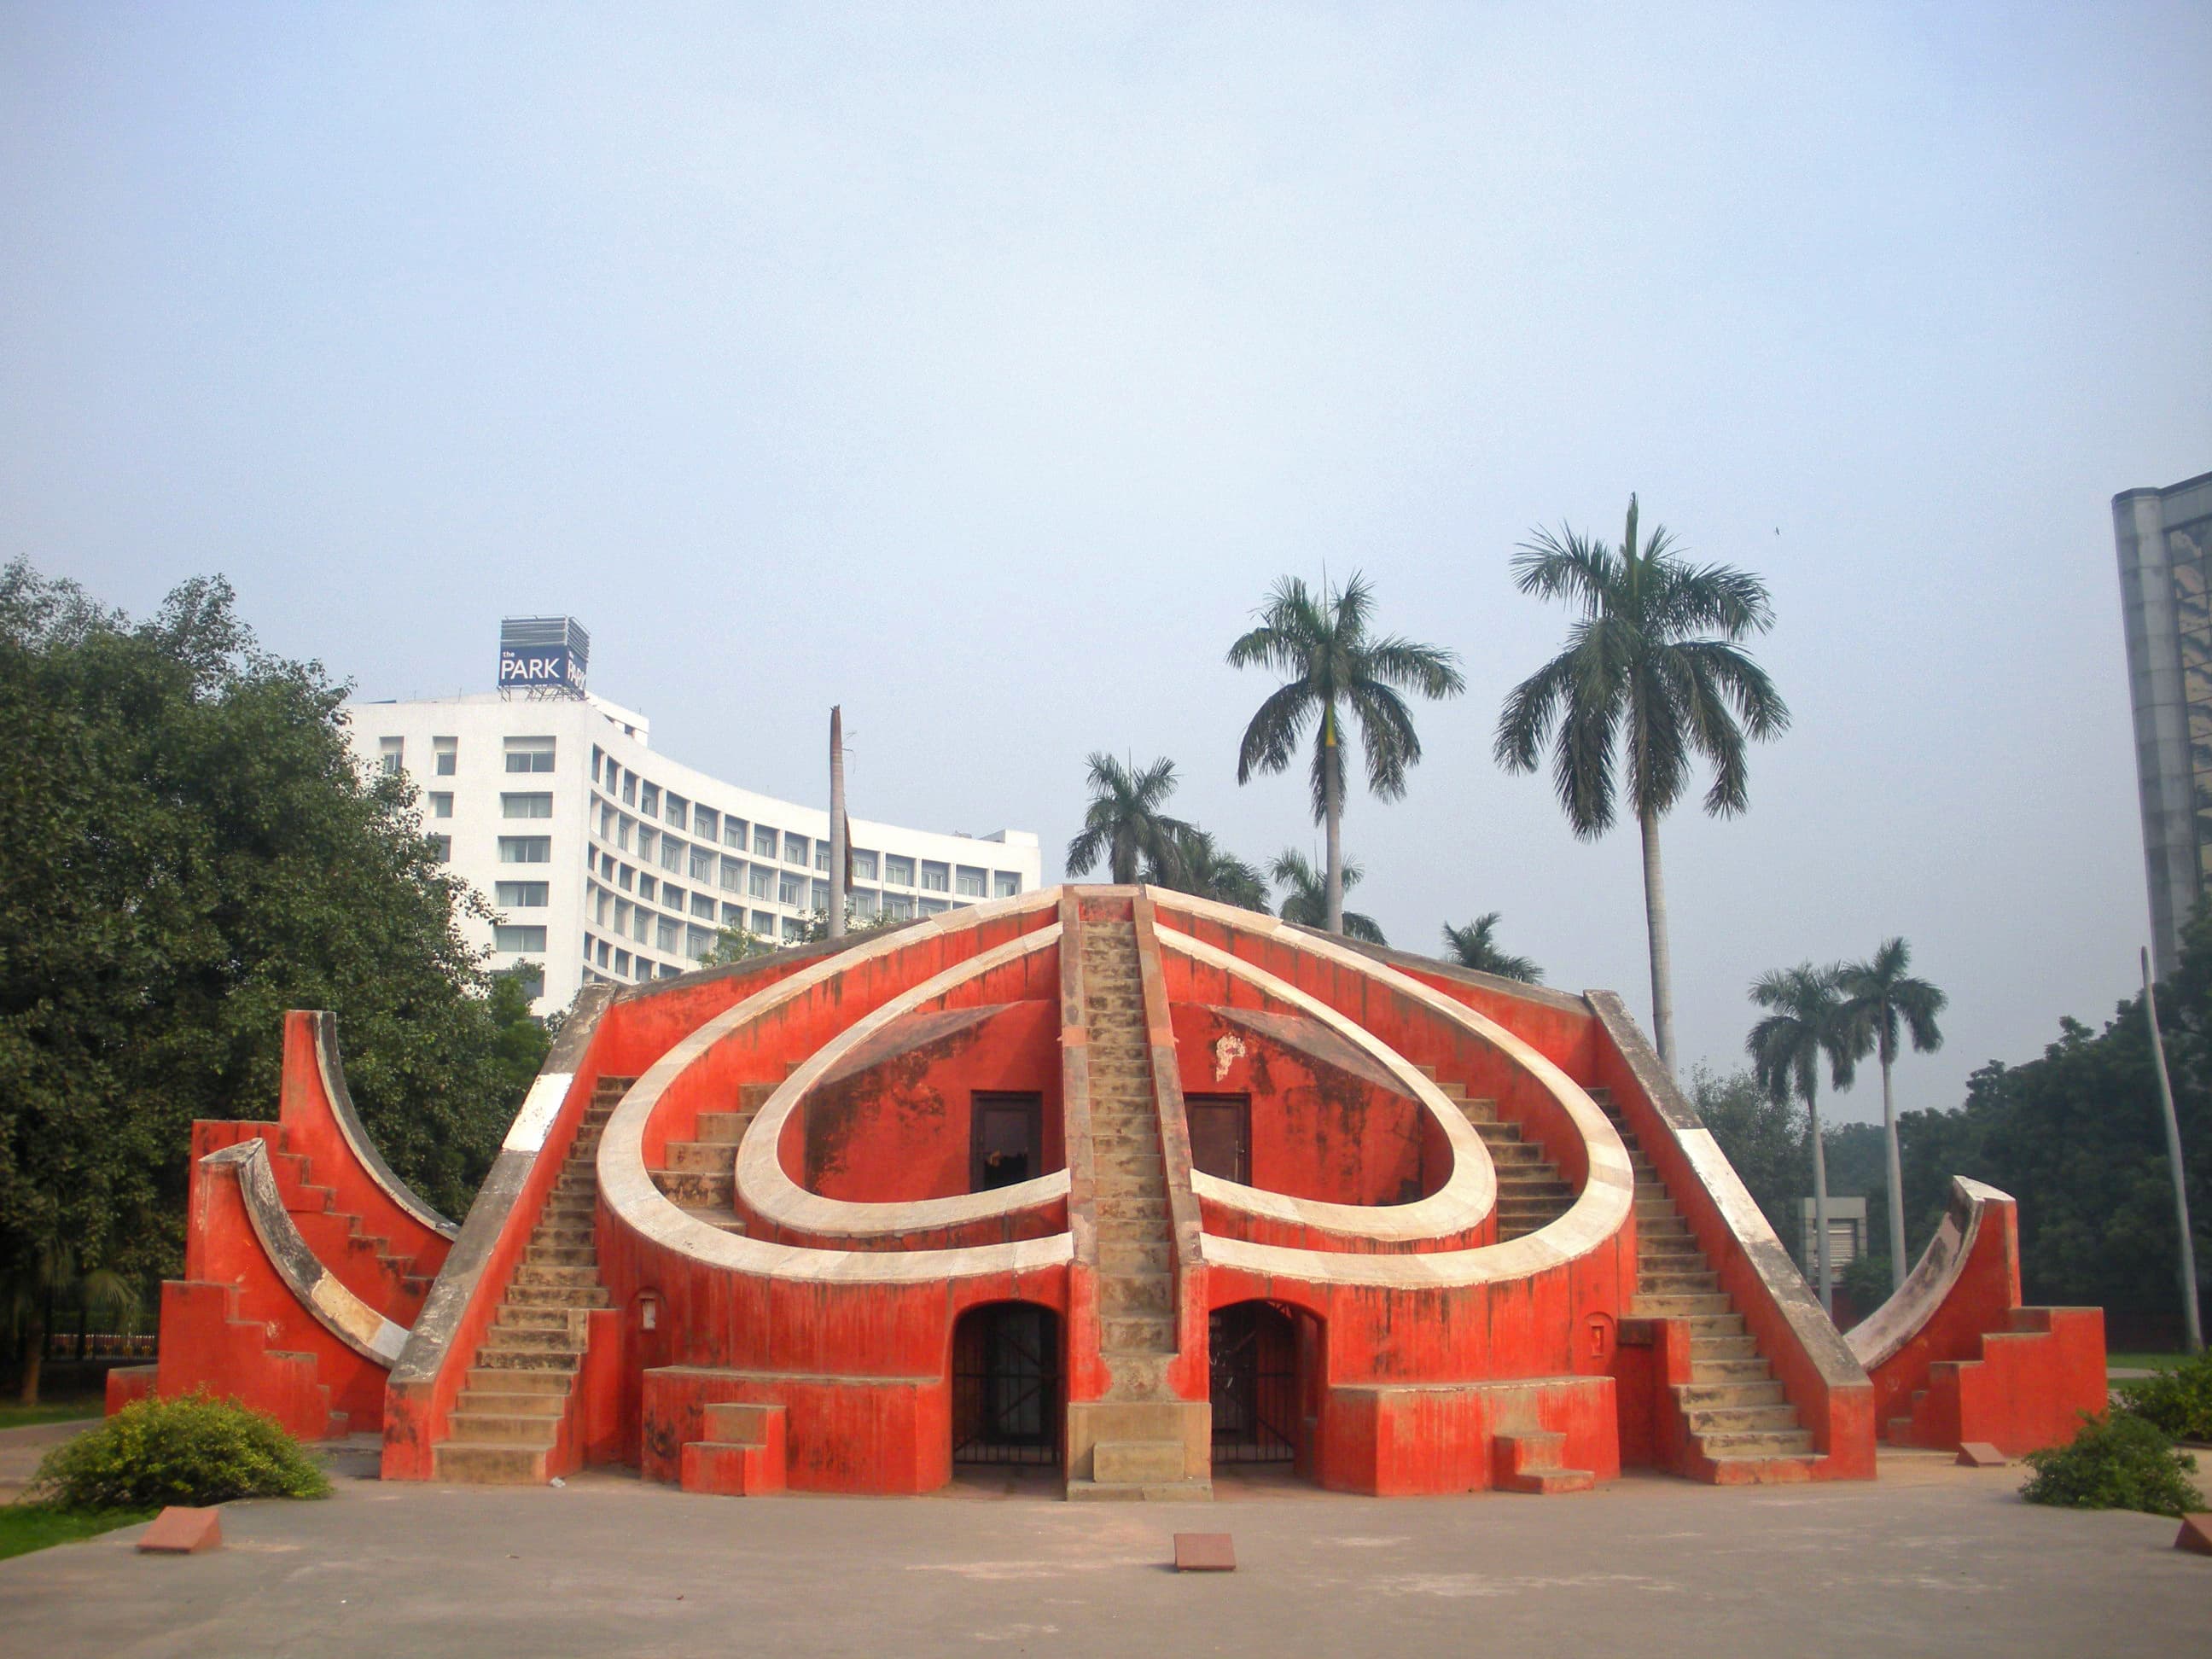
[972,1091,1043,1190]
[1209,1301,1297,1463]
[1186,1092,1251,1184]
[952,1303,1062,1465]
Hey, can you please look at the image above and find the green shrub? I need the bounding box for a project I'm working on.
[26,1394,332,1510]
[2020,1412,2200,1518]
[2115,1349,2212,1442]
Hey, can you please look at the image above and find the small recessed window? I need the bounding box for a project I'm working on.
[666,795,688,831]
[777,872,806,907]
[659,836,684,873]
[751,909,776,936]
[617,864,634,893]
[638,826,658,862]
[784,832,809,866]
[693,806,718,842]
[884,854,914,888]
[428,834,451,863]
[504,737,556,774]
[662,883,685,910]
[955,865,987,898]
[494,924,548,953]
[724,816,747,849]
[638,875,657,903]
[884,893,915,919]
[690,846,714,882]
[754,824,778,859]
[852,849,878,881]
[496,882,550,907]
[719,856,744,892]
[994,871,1021,898]
[639,782,660,817]
[920,860,950,893]
[690,894,715,920]
[920,896,950,916]
[655,916,679,952]
[721,901,743,925]
[498,836,551,864]
[429,792,454,819]
[378,736,404,777]
[852,888,880,918]
[748,865,773,899]
[434,737,457,777]
[503,793,553,819]
[621,772,637,806]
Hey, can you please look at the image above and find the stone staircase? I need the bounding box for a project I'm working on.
[1068,914,1208,1501]
[433,1075,632,1483]
[1418,1070,1575,1241]
[242,1132,435,1313]
[1596,1092,1815,1472]
[647,1080,774,1234]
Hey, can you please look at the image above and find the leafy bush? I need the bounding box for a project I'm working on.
[2115,1349,2212,1442]
[27,1394,331,1509]
[2020,1412,2200,1518]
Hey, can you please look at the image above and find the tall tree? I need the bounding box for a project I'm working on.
[1228,573,1464,934]
[1064,754,1194,885]
[1147,830,1272,914]
[1747,963,1859,1316]
[1495,496,1789,1069]
[1836,938,1947,1293]
[0,561,538,1394]
[1441,914,1544,983]
[1271,849,1386,943]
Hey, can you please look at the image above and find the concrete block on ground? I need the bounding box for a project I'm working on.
[137,1507,222,1554]
[1174,1533,1235,1571]
[1956,1441,2008,1467]
[2174,1514,2212,1557]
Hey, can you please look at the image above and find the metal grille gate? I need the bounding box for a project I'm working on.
[952,1304,1062,1465]
[1209,1303,1297,1464]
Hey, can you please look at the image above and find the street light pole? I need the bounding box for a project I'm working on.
[2142,947,2202,1354]
[828,707,847,942]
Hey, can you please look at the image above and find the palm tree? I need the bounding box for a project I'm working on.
[5,1231,137,1405]
[1148,829,1272,913]
[1836,938,1947,1293]
[1228,573,1464,934]
[1496,496,1789,1070]
[1441,914,1543,983]
[1065,754,1194,884]
[1747,963,1858,1317]
[1271,848,1386,943]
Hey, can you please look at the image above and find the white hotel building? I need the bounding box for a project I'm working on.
[344,641,1041,1016]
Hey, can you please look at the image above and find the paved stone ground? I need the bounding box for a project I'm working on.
[1,1447,2203,1657]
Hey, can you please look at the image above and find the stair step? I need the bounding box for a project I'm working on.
[1684,1404,1803,1435]
[434,1442,552,1484]
[1697,1429,1817,1457]
[449,1412,563,1446]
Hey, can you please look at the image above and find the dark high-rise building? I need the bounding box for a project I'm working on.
[2116,469,2212,978]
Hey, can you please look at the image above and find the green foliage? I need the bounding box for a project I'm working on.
[27,1394,332,1509]
[1840,1250,1894,1312]
[1144,829,1272,914]
[1441,913,1542,983]
[0,1504,156,1562]
[0,561,535,1314]
[1690,1063,1807,1254]
[698,923,775,966]
[2019,1412,2201,1518]
[2116,1348,2212,1441]
[1884,904,2212,1324]
[1270,849,1386,944]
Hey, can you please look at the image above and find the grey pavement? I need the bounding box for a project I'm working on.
[1,1449,2204,1657]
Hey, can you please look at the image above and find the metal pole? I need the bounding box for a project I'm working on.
[2143,947,2203,1353]
[828,707,847,941]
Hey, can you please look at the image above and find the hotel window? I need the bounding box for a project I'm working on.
[784,832,809,866]
[656,917,679,952]
[429,792,453,819]
[496,882,550,908]
[920,896,949,917]
[660,836,684,873]
[617,815,633,853]
[852,849,878,882]
[751,909,776,935]
[994,871,1021,898]
[778,872,806,908]
[621,771,636,806]
[719,856,744,892]
[494,925,548,953]
[748,865,774,899]
[690,894,715,920]
[851,888,880,918]
[632,907,650,943]
[661,883,685,910]
[685,925,713,960]
[724,817,747,849]
[884,854,914,888]
[498,836,551,864]
[920,860,950,893]
[597,940,611,967]
[637,827,658,863]
[812,879,830,911]
[721,902,743,926]
[690,806,716,842]
[666,795,688,831]
[883,893,915,919]
[510,964,545,999]
[591,746,603,786]
[815,841,830,873]
[690,845,714,882]
[638,875,657,903]
[955,865,987,898]
[378,736,403,777]
[782,917,805,942]
[614,948,630,975]
[503,792,553,819]
[428,834,451,863]
[596,890,611,925]
[599,804,616,840]
[639,782,661,817]
[754,824,778,858]
[504,737,556,774]
[434,737,457,776]
[614,899,632,934]
[617,864,634,893]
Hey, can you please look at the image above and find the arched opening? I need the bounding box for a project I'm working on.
[952,1302,1062,1466]
[1209,1300,1322,1475]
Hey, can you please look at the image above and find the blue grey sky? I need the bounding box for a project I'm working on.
[5,3,2209,1124]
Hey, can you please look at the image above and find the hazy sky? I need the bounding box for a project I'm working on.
[5,4,2209,1125]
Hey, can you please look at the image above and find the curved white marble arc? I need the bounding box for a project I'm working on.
[597,888,1073,1284]
[1154,928,1494,1244]
[1844,1175,2006,1372]
[1150,889,1634,1289]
